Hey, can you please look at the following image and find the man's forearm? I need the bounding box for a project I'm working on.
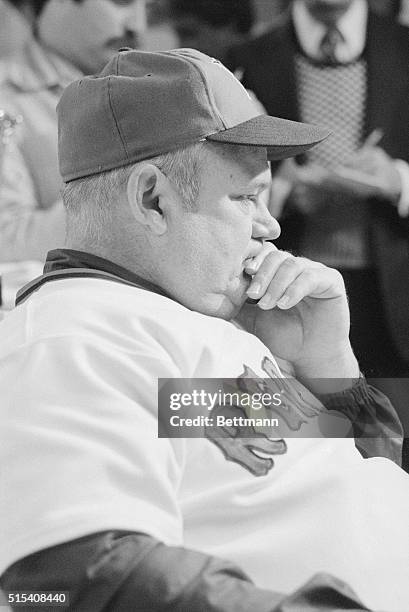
[0,531,283,612]
[0,531,371,612]
[293,344,360,395]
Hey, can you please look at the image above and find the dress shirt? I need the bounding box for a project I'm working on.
[292,0,368,62]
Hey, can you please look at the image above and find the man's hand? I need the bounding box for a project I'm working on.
[338,146,402,202]
[278,159,332,214]
[280,151,402,214]
[237,244,359,393]
[281,161,364,215]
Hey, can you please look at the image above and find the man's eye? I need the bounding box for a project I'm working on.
[237,195,257,204]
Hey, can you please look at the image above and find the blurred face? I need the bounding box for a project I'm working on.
[158,144,280,320]
[38,0,147,74]
[302,0,354,24]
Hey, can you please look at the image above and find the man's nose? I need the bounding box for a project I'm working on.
[252,204,281,241]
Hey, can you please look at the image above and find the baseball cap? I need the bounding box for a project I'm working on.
[57,48,329,183]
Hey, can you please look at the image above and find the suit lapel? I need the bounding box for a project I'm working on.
[260,13,406,132]
[365,13,407,136]
[258,22,300,121]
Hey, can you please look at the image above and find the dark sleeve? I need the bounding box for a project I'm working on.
[318,376,403,465]
[0,531,371,612]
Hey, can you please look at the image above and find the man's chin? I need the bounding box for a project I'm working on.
[215,288,250,321]
[221,274,253,319]
[193,296,245,321]
[168,276,250,320]
[186,290,248,321]
[311,5,349,23]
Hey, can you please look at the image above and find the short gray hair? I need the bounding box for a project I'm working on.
[62,142,204,245]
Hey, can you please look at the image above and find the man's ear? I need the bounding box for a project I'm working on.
[127,164,170,235]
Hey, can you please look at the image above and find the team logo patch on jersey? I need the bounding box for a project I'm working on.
[205,356,323,477]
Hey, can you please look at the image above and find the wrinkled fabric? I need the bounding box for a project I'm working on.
[0,531,371,612]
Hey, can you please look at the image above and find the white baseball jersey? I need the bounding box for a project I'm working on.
[1,278,408,611]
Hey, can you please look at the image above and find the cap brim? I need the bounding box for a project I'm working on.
[206,115,330,160]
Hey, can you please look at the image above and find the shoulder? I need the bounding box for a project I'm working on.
[0,37,79,98]
[11,279,238,374]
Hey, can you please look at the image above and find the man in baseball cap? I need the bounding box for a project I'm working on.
[1,49,408,612]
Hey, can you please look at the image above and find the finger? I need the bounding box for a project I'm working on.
[301,165,328,186]
[274,269,319,310]
[246,250,294,299]
[291,187,323,214]
[274,267,343,309]
[257,256,305,309]
[244,241,277,275]
[345,148,384,167]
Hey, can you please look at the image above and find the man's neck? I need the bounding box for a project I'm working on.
[64,242,155,286]
[309,11,348,27]
[43,247,172,301]
[292,0,368,62]
[295,0,361,27]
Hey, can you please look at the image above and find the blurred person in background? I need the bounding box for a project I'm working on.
[0,0,31,60]
[228,0,409,470]
[0,0,147,263]
[167,0,255,63]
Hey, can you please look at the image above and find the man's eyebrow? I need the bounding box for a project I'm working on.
[230,181,271,198]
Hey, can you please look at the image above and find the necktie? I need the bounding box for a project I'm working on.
[319,27,343,64]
